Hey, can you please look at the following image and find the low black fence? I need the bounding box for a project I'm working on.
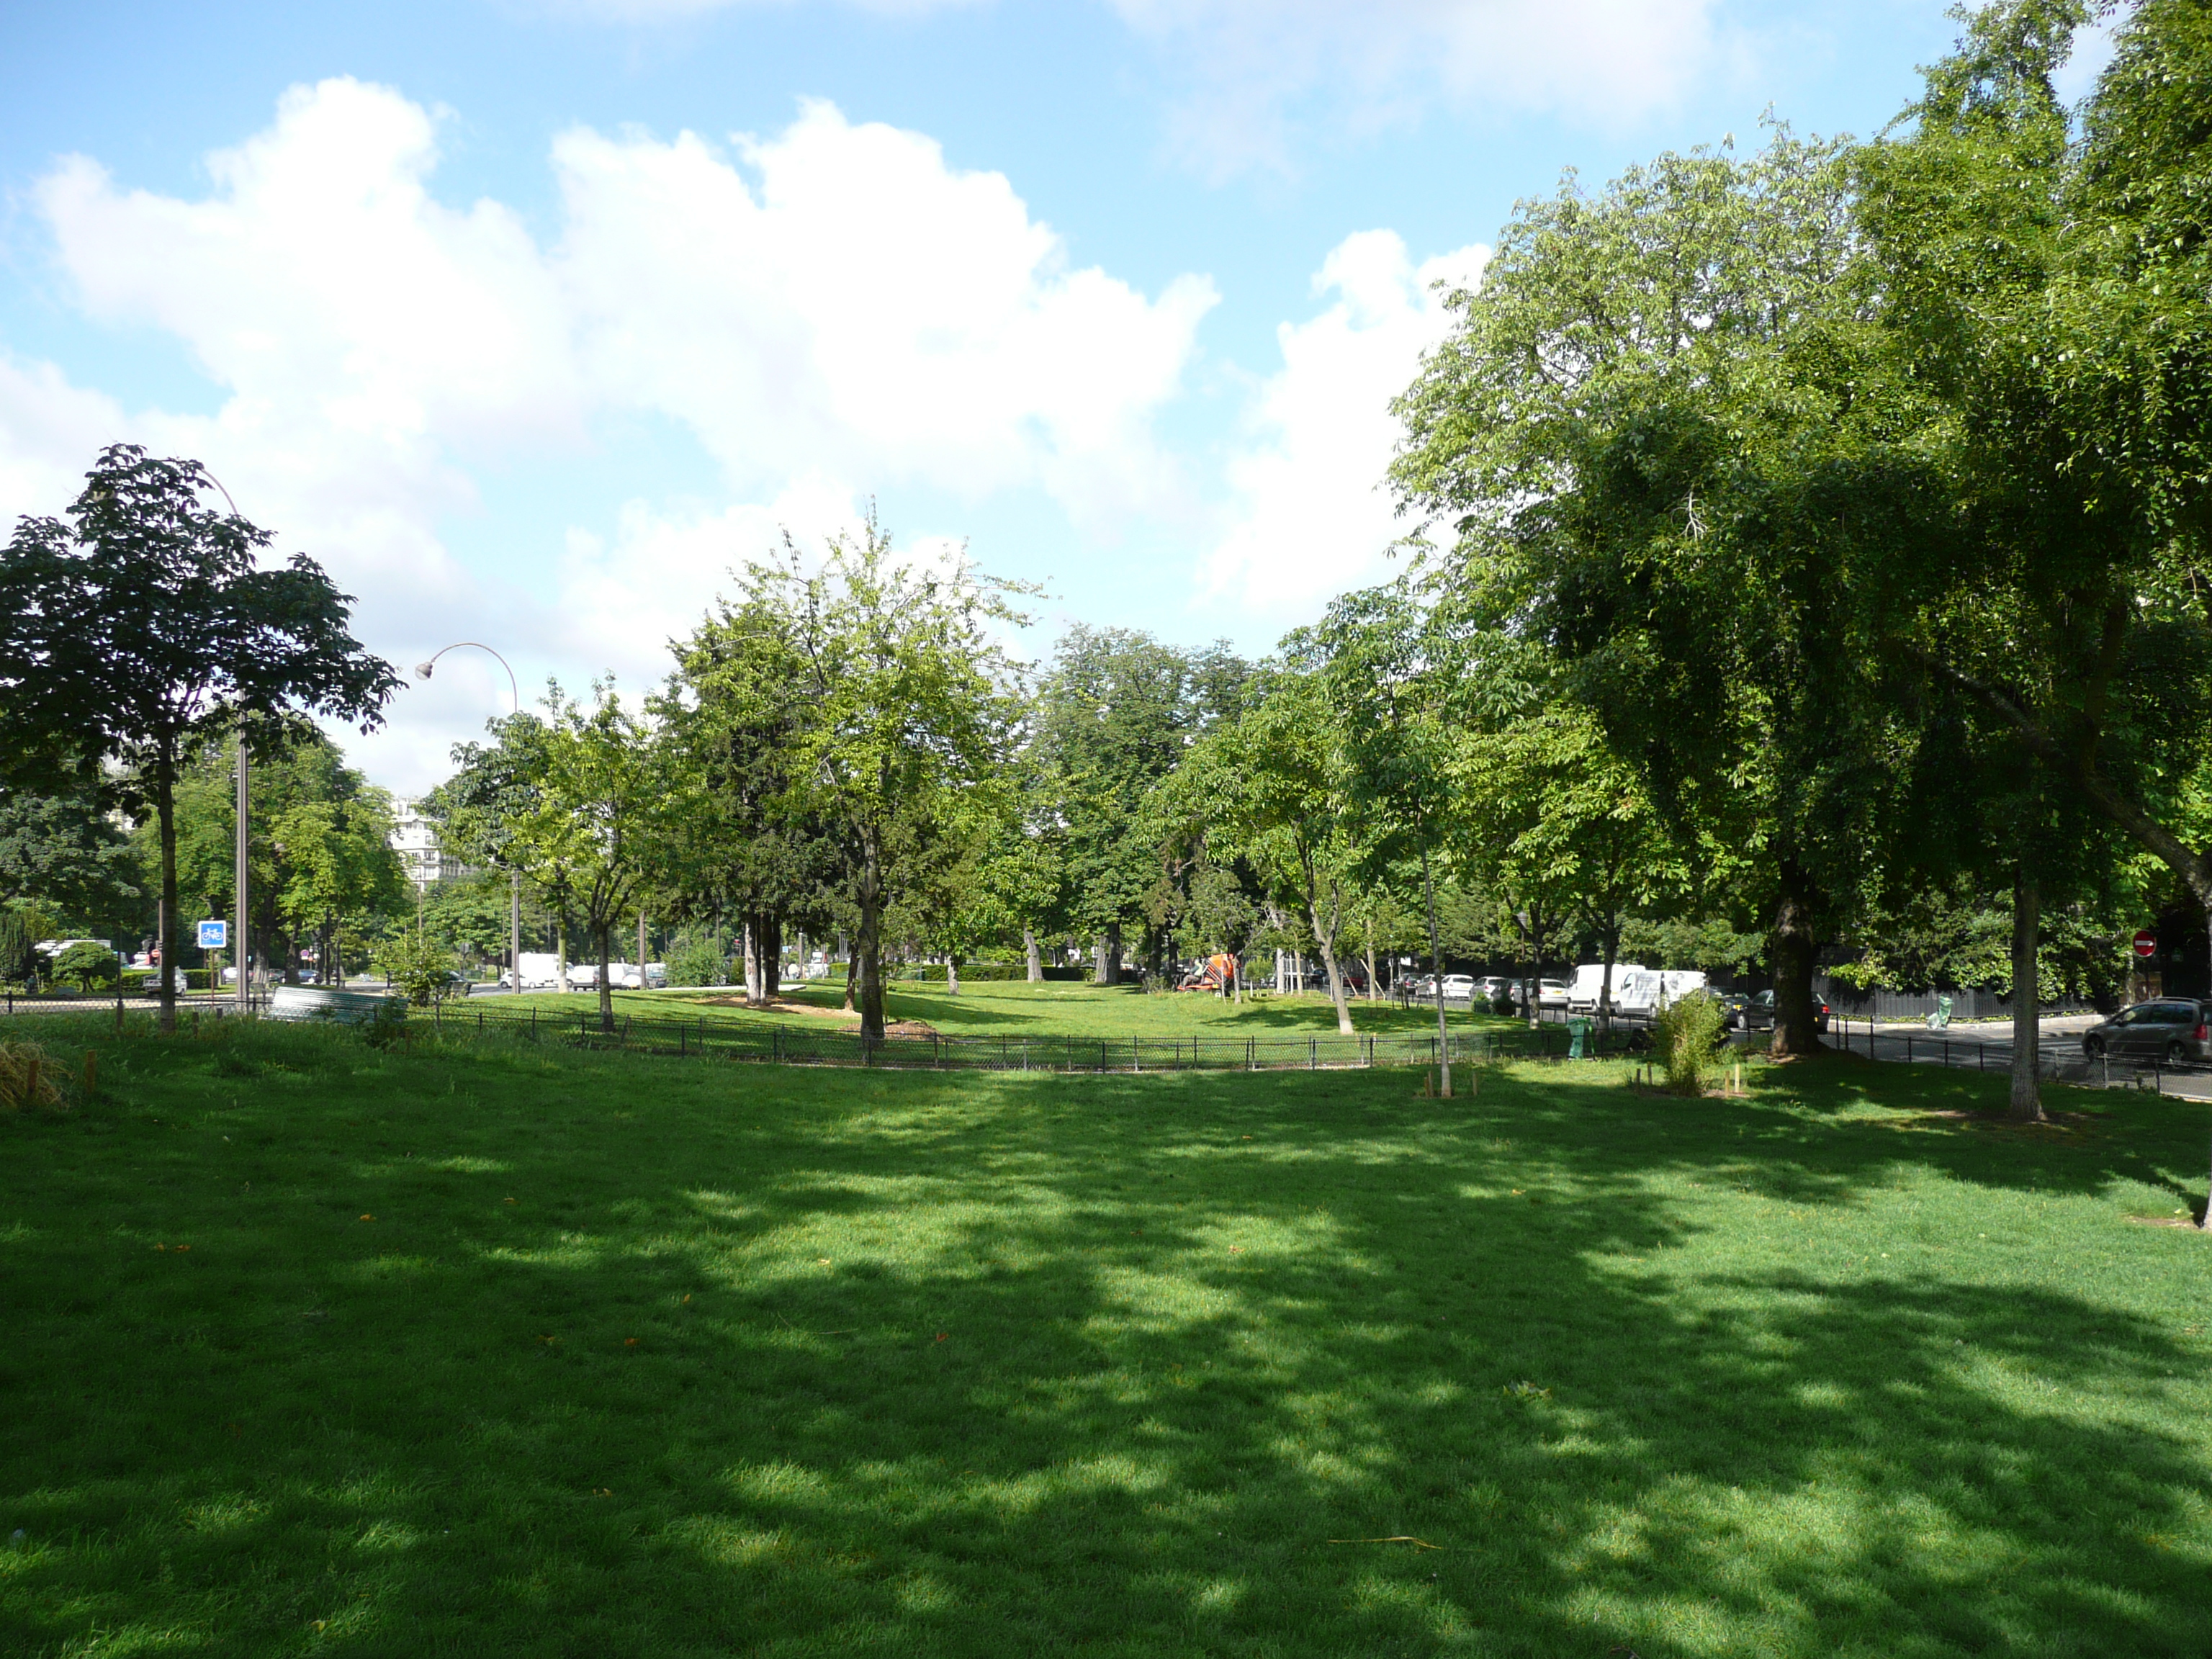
[395,1000,1642,1072]
[1825,1018,2211,1092]
[0,992,1650,1074]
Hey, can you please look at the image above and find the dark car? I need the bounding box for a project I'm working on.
[2082,999,2209,1064]
[1713,990,1751,1028]
[1743,991,1830,1033]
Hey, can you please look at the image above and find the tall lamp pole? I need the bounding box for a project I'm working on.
[195,469,253,1019]
[235,734,250,1015]
[415,644,523,994]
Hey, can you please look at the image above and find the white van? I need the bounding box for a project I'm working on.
[1614,968,1712,1017]
[1568,963,1647,1015]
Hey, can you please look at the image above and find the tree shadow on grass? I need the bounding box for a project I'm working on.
[1,1044,2208,1655]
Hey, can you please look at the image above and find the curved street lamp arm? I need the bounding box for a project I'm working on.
[416,642,521,715]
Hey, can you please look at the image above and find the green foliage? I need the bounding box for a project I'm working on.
[891,962,1028,983]
[50,942,119,991]
[372,933,458,1007]
[0,783,141,935]
[0,445,398,1023]
[1652,991,1727,1094]
[0,905,55,988]
[673,513,1029,1039]
[662,933,728,989]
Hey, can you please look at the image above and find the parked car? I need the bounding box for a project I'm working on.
[608,963,668,990]
[566,961,605,989]
[2082,999,2209,1064]
[1743,989,1830,1033]
[1537,978,1570,1009]
[1712,989,1750,1028]
[1439,974,1477,1002]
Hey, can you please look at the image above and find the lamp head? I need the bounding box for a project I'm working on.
[414,661,435,680]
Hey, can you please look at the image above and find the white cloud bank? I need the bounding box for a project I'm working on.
[3,78,1215,786]
[534,0,1735,176]
[1,77,1480,787]
[1201,230,1485,626]
[1112,0,1730,175]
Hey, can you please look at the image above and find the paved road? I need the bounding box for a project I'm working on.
[1830,1013,2212,1101]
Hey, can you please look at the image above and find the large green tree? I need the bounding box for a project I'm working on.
[1032,627,1246,984]
[687,517,1026,1040]
[1391,127,1912,1058]
[502,683,672,1033]
[0,446,396,1027]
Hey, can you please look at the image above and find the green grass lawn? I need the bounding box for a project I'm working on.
[5,1022,2211,1656]
[505,977,1514,1041]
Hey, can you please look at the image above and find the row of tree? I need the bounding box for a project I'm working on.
[1385,0,2212,1118]
[3,4,2202,1133]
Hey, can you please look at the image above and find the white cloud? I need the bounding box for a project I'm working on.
[553,474,864,678]
[1201,229,1485,626]
[2,78,1212,788]
[552,102,1217,525]
[1108,0,1730,176]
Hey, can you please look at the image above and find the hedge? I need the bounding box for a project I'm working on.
[889,963,1092,984]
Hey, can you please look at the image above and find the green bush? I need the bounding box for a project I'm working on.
[51,943,120,991]
[664,937,728,989]
[893,963,1028,983]
[1653,991,1727,1094]
[372,935,458,1007]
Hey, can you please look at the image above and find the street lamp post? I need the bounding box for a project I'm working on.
[415,644,523,994]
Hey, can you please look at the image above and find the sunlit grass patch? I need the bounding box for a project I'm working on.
[0,1024,2208,1655]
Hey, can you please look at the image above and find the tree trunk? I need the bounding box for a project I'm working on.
[155,759,179,1033]
[1421,840,1451,1098]
[1599,925,1618,1036]
[1105,922,1124,986]
[1306,881,1354,1036]
[596,922,614,1032]
[857,827,886,1040]
[637,910,647,992]
[762,912,782,1001]
[840,930,855,1011]
[1025,927,1043,982]
[2010,866,2044,1122]
[743,917,764,1005]
[947,956,961,995]
[557,916,569,996]
[1769,856,1825,1059]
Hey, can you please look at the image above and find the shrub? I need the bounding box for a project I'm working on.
[372,935,457,1007]
[52,942,120,992]
[665,937,727,989]
[893,963,1027,983]
[1653,991,1727,1094]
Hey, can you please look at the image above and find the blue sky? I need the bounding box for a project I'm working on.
[0,0,2099,789]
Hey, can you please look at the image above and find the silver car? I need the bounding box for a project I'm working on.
[2082,999,2209,1064]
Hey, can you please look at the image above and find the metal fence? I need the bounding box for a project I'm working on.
[0,992,1650,1073]
[1824,1016,2210,1092]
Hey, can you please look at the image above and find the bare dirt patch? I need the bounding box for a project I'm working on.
[695,995,857,1022]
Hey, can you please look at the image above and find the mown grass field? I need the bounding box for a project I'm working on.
[503,977,1514,1041]
[4,1020,2211,1656]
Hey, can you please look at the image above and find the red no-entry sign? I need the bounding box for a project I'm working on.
[2134,929,2159,958]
